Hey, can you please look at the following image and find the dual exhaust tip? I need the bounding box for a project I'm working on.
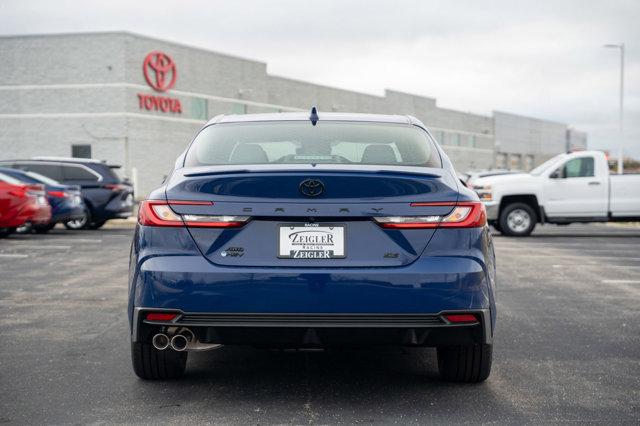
[152,331,191,352]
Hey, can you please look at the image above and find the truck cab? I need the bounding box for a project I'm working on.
[472,151,640,236]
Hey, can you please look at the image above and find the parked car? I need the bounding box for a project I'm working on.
[0,167,85,233]
[0,171,51,237]
[470,150,640,236]
[0,157,134,229]
[128,111,497,382]
[0,167,86,233]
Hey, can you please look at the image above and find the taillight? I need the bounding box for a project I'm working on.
[146,312,178,321]
[25,184,45,197]
[443,313,478,324]
[138,200,250,228]
[373,202,487,229]
[373,215,441,228]
[47,190,69,198]
[104,183,129,192]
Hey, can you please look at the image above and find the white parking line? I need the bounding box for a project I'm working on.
[1,239,102,244]
[5,245,72,250]
[517,254,640,261]
[496,241,640,248]
[602,280,640,284]
[41,238,103,243]
[0,254,29,258]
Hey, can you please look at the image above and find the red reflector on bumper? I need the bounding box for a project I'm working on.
[444,314,478,323]
[146,313,177,321]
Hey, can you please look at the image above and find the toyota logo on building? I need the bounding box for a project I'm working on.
[299,179,325,197]
[143,51,177,92]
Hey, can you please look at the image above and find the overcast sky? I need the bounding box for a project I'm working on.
[1,0,638,158]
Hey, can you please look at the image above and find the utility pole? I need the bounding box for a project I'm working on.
[604,43,625,174]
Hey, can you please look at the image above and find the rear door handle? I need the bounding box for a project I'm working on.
[588,181,601,186]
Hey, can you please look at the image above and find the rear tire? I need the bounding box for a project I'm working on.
[15,223,32,234]
[65,208,90,230]
[437,343,492,383]
[499,202,536,236]
[88,220,106,230]
[131,341,187,380]
[34,223,56,234]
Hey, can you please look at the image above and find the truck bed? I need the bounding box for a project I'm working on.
[610,174,640,217]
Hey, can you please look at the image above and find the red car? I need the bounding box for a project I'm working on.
[0,171,52,237]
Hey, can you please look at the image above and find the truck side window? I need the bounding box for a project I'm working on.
[563,158,594,178]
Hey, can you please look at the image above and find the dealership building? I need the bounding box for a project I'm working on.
[0,32,587,197]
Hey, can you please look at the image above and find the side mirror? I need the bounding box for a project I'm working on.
[549,169,561,179]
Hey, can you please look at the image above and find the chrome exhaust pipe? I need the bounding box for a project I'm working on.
[152,333,170,350]
[159,327,220,352]
[170,334,189,351]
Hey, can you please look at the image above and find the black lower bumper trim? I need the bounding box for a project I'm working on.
[170,313,445,328]
[133,309,493,346]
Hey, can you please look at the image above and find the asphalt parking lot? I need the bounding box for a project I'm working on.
[0,223,639,424]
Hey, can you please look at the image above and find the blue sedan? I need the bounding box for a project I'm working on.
[128,111,496,382]
[0,167,85,232]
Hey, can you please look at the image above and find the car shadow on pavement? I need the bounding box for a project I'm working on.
[185,345,442,383]
[126,345,517,423]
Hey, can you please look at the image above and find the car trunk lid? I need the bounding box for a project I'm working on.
[165,166,458,267]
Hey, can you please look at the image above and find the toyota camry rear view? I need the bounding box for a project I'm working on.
[128,110,497,382]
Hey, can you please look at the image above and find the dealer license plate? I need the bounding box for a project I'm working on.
[278,223,346,259]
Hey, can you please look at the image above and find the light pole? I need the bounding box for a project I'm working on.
[603,43,625,174]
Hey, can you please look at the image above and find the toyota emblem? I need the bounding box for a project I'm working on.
[143,51,177,92]
[299,179,324,197]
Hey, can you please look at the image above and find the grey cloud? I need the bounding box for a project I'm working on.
[0,0,638,157]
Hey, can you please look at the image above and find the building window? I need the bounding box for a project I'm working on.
[524,155,534,170]
[232,103,247,114]
[469,135,476,148]
[438,131,446,145]
[191,98,208,121]
[72,144,92,159]
[451,133,460,146]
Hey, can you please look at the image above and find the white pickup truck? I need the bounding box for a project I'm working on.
[470,151,640,236]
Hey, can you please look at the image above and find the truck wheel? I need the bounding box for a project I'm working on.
[437,343,492,383]
[131,341,187,380]
[499,203,536,236]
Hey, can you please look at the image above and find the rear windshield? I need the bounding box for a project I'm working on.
[184,121,442,168]
[0,172,23,185]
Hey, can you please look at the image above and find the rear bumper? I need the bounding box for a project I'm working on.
[483,201,499,221]
[94,191,134,221]
[132,255,492,311]
[130,253,495,346]
[51,205,85,223]
[30,205,51,225]
[132,307,493,346]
